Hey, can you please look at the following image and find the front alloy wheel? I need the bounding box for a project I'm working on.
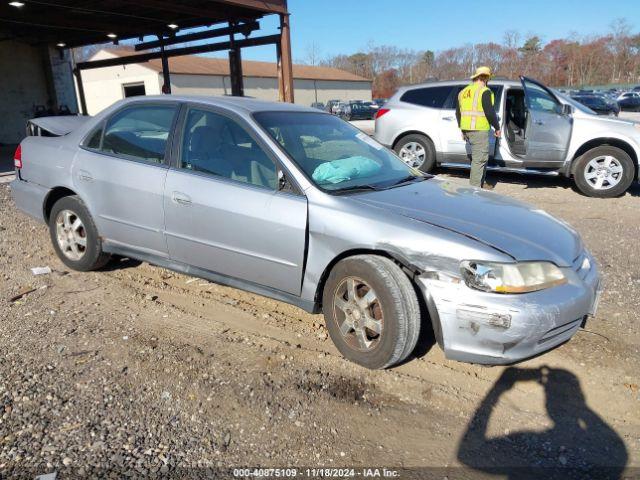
[322,255,421,369]
[333,277,383,352]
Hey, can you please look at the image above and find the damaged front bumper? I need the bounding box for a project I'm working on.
[416,253,601,365]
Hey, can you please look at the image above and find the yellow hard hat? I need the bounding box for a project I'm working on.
[471,66,493,79]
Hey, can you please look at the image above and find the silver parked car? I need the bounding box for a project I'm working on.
[375,76,640,197]
[11,96,600,369]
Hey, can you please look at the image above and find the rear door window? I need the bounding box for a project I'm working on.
[101,105,177,163]
[400,86,455,109]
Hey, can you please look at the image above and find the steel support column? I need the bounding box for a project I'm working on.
[159,35,171,94]
[277,11,294,103]
[229,48,244,96]
[228,23,244,97]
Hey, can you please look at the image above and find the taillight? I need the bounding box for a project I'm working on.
[14,144,22,169]
[375,108,390,120]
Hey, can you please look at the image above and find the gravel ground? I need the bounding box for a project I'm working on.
[1,173,639,479]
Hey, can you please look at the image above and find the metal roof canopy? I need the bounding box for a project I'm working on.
[0,0,287,48]
[0,0,294,113]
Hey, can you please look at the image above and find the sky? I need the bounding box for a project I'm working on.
[217,0,640,63]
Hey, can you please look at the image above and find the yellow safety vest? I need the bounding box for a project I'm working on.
[458,83,494,131]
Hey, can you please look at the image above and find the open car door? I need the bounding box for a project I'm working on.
[520,76,573,163]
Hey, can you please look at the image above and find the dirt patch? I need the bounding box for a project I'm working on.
[1,180,639,477]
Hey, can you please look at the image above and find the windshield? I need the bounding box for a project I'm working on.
[254,112,424,192]
[553,90,597,115]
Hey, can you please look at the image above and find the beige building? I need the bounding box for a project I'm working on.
[81,49,372,115]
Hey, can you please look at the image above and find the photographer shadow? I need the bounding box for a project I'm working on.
[457,366,627,480]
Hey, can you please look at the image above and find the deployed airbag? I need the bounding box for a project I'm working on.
[312,156,381,184]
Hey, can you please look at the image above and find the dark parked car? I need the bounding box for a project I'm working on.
[617,92,640,112]
[311,102,325,110]
[340,101,375,120]
[571,95,619,116]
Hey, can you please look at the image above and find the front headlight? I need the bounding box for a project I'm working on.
[460,260,567,293]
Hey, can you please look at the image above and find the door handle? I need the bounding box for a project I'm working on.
[442,116,455,121]
[534,120,545,126]
[78,170,93,182]
[172,191,192,206]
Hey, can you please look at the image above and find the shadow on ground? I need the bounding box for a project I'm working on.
[439,168,640,197]
[457,366,628,480]
[100,256,143,272]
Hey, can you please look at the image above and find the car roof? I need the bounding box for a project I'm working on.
[113,94,321,115]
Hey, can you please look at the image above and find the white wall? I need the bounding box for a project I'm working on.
[170,74,372,105]
[294,79,372,105]
[81,51,161,115]
[80,51,372,114]
[0,41,51,144]
[170,74,229,96]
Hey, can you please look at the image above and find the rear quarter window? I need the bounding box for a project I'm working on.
[400,86,454,109]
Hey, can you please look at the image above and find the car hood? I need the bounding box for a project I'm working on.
[351,178,582,266]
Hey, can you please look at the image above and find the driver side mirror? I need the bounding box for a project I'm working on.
[562,104,573,115]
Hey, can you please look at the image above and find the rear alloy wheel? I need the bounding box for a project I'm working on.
[394,134,436,172]
[55,209,88,261]
[48,195,111,271]
[322,255,420,369]
[574,146,635,198]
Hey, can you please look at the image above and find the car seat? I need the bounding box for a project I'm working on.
[187,125,220,172]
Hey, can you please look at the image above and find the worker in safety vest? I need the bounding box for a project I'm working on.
[455,66,501,189]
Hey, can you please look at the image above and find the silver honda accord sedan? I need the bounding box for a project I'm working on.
[11,96,601,369]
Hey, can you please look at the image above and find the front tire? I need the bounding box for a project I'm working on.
[394,134,436,173]
[48,195,111,271]
[573,146,635,198]
[322,255,420,369]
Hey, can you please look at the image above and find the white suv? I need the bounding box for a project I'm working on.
[374,76,640,197]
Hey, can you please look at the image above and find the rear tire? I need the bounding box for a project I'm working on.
[322,255,420,369]
[573,146,635,198]
[48,195,111,271]
[394,134,436,173]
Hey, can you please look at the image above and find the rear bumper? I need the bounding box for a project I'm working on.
[416,254,601,365]
[10,177,48,223]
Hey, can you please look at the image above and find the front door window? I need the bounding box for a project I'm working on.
[180,108,277,190]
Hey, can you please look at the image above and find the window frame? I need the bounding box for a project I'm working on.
[81,121,106,151]
[80,101,181,168]
[172,102,303,196]
[122,82,147,98]
[521,76,563,115]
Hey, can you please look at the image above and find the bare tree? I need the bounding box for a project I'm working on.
[323,26,640,97]
[304,42,323,66]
